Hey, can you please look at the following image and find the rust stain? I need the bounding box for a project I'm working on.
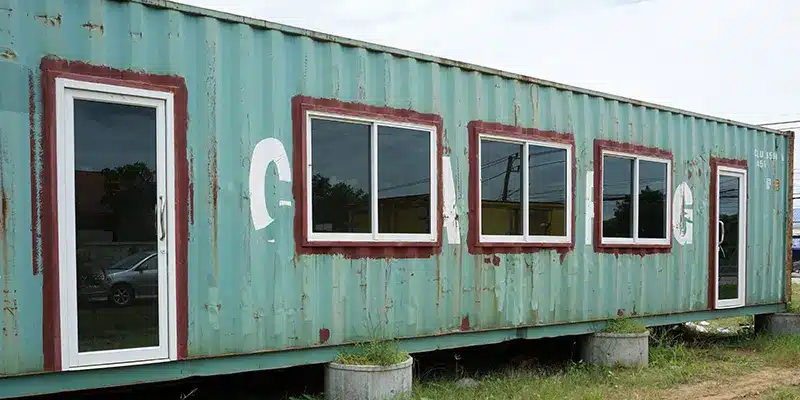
[492,255,500,266]
[188,149,194,225]
[460,315,470,331]
[29,71,39,276]
[617,309,625,317]
[34,13,61,26]
[435,253,441,301]
[0,48,16,60]
[483,256,492,264]
[558,249,568,264]
[208,139,219,285]
[81,22,104,34]
[319,328,330,344]
[0,143,6,255]
[0,192,7,241]
[688,169,693,179]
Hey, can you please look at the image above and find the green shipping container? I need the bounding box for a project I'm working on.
[0,0,793,397]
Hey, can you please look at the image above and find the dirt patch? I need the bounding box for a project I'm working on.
[662,367,800,399]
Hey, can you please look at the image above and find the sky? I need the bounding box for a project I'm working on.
[175,0,800,128]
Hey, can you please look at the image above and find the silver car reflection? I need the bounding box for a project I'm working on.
[78,251,158,307]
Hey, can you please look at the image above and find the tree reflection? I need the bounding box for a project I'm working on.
[603,187,666,238]
[312,173,369,232]
[100,162,157,242]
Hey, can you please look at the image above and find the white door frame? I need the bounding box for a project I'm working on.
[55,77,178,370]
[715,166,747,309]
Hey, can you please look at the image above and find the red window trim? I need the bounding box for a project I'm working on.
[39,57,189,371]
[707,157,748,310]
[593,139,673,255]
[291,96,444,259]
[467,121,576,255]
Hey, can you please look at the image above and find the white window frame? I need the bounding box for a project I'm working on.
[55,78,178,370]
[715,166,747,309]
[305,111,438,243]
[477,134,573,245]
[600,150,672,246]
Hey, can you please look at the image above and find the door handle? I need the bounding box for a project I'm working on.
[159,195,166,241]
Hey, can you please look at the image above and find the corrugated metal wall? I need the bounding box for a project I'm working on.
[0,0,791,375]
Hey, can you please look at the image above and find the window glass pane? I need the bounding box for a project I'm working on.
[718,175,741,300]
[310,118,371,233]
[73,99,159,352]
[378,126,431,234]
[481,139,523,235]
[638,160,668,239]
[529,145,567,237]
[602,155,634,238]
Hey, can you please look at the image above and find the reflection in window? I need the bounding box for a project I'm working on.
[307,115,435,240]
[529,145,567,236]
[602,156,633,238]
[479,137,571,242]
[638,160,667,239]
[600,152,670,243]
[378,126,431,234]
[72,99,159,353]
[310,119,371,233]
[480,140,523,235]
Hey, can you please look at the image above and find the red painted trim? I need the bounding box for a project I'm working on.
[40,62,60,372]
[291,96,444,259]
[593,139,673,256]
[708,157,748,310]
[39,57,190,369]
[466,121,576,258]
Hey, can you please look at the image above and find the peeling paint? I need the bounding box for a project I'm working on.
[208,138,219,286]
[81,22,104,35]
[28,71,39,276]
[34,13,61,26]
[0,48,17,60]
[188,149,194,225]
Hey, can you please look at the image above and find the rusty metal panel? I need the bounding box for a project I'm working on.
[0,0,792,379]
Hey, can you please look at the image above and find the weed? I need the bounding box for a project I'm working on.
[600,318,648,334]
[333,317,408,366]
[334,339,408,366]
[788,283,800,313]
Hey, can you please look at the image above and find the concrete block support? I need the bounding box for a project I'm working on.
[581,332,649,368]
[325,356,413,400]
[755,313,800,335]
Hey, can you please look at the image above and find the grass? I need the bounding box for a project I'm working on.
[412,330,800,400]
[600,318,648,334]
[292,284,800,399]
[334,339,409,366]
[761,385,800,400]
